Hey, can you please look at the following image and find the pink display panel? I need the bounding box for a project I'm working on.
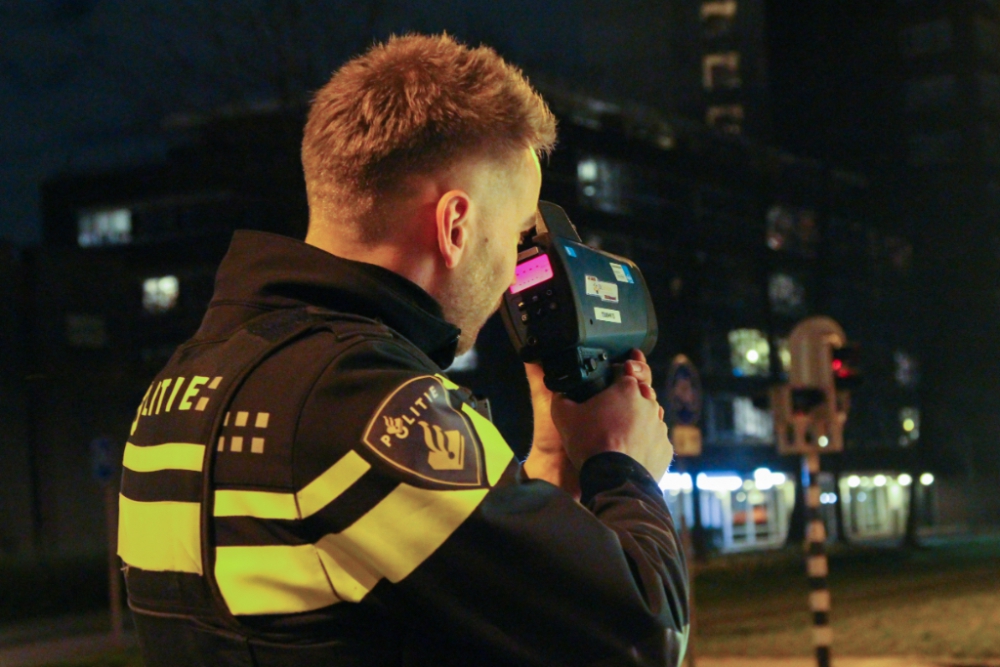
[510,254,554,294]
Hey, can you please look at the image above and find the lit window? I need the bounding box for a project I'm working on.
[904,75,956,110]
[702,52,741,90]
[701,1,737,39]
[576,156,631,215]
[900,407,920,444]
[894,350,918,387]
[706,104,744,134]
[66,313,108,348]
[899,19,953,57]
[908,130,962,166]
[143,276,180,314]
[728,329,770,377]
[733,397,773,440]
[776,338,791,373]
[768,273,806,317]
[78,208,132,247]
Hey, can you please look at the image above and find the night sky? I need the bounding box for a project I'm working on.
[1,0,683,247]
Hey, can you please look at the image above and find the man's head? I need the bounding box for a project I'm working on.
[302,34,556,353]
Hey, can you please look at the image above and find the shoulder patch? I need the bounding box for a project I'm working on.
[362,376,485,488]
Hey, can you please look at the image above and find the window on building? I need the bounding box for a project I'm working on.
[577,156,631,215]
[908,130,962,166]
[766,205,818,256]
[975,17,1000,61]
[733,396,773,441]
[78,208,132,247]
[66,313,108,348]
[701,1,737,39]
[904,74,956,110]
[728,329,770,377]
[899,19,953,57]
[768,273,806,317]
[703,52,741,90]
[706,104,744,134]
[899,407,920,445]
[979,72,1000,111]
[894,350,918,388]
[143,275,180,314]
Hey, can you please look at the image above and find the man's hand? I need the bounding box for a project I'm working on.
[551,350,673,483]
[523,362,580,498]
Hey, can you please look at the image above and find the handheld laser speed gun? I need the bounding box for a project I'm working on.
[500,202,658,402]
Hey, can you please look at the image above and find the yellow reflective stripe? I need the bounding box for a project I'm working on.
[434,374,460,390]
[212,451,371,520]
[215,544,339,615]
[322,484,488,584]
[117,495,202,574]
[461,405,514,487]
[122,441,205,473]
[214,490,299,520]
[297,450,371,519]
[315,534,381,603]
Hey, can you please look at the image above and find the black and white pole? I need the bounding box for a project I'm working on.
[804,451,831,667]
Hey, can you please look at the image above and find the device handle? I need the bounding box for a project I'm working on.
[537,201,582,243]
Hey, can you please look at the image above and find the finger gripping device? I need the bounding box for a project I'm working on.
[500,202,657,402]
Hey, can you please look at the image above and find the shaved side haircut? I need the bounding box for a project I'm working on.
[302,33,557,243]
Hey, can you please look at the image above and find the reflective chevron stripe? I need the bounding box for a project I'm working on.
[118,495,202,574]
[123,441,205,473]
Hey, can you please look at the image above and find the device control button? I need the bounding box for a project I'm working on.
[585,358,600,372]
[531,295,540,304]
[534,307,545,319]
[520,313,529,324]
[527,335,538,346]
[517,300,527,310]
[548,302,558,311]
[545,289,554,297]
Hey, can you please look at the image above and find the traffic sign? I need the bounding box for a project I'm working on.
[666,355,703,457]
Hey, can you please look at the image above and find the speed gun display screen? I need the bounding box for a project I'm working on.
[510,254,554,294]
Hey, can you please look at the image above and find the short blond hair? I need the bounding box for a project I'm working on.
[302,33,557,242]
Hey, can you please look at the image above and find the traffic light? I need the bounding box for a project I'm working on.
[831,344,862,390]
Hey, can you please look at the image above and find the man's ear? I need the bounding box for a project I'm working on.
[435,189,472,269]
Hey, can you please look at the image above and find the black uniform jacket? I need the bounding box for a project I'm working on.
[119,230,689,667]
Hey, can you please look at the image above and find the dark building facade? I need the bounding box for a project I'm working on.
[25,94,943,558]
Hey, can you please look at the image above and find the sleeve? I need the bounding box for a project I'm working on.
[296,339,690,667]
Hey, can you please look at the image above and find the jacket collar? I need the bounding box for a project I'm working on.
[208,230,461,368]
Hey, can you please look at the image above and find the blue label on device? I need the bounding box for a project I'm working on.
[565,246,577,257]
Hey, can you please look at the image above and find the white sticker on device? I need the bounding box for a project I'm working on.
[585,275,620,303]
[594,307,622,324]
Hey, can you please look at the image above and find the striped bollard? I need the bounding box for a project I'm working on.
[804,451,832,667]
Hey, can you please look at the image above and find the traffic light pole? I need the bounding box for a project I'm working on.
[803,451,832,667]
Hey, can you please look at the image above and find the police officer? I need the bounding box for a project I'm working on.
[118,34,688,666]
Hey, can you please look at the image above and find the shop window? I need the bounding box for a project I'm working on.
[728,329,770,377]
[143,275,180,314]
[78,208,132,247]
[701,1,737,39]
[908,130,962,166]
[899,19,953,57]
[904,74,956,110]
[706,104,744,134]
[702,52,741,90]
[577,156,631,215]
[766,205,818,256]
[768,273,806,317]
[839,472,913,539]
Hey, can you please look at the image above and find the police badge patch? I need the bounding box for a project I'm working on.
[362,376,485,487]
